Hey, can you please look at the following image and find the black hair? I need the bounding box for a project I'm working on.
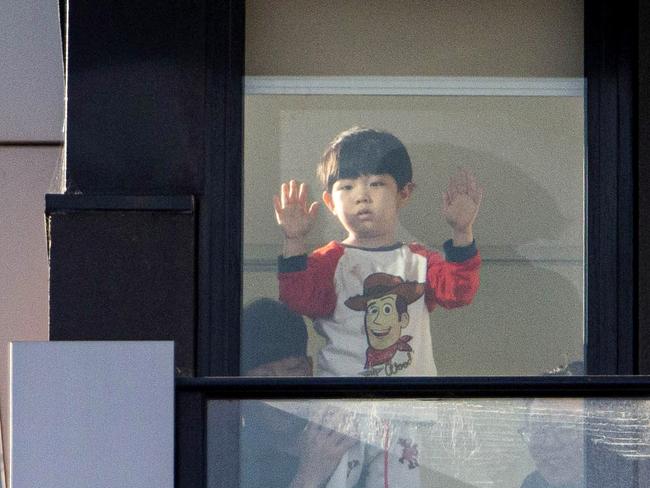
[318,127,413,192]
[240,299,309,374]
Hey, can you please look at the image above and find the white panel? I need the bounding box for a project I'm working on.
[10,342,174,488]
[0,1,64,141]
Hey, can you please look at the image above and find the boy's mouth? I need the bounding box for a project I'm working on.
[356,209,373,219]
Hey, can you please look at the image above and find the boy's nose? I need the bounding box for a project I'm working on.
[355,188,371,203]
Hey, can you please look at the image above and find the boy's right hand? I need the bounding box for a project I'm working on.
[274,180,319,240]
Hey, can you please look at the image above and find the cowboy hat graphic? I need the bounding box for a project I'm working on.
[345,273,425,311]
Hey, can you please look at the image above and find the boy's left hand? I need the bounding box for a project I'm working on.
[442,169,483,245]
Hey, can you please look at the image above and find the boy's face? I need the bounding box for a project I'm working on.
[322,174,412,246]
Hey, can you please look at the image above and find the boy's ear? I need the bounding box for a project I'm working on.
[322,191,336,214]
[398,182,415,207]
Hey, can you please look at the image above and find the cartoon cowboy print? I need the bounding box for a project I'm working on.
[345,273,425,374]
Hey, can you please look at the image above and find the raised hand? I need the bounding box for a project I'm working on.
[274,180,320,240]
[442,169,483,244]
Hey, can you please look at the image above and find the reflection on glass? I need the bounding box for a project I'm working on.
[243,93,585,376]
[240,298,313,377]
[207,398,650,488]
[519,399,585,487]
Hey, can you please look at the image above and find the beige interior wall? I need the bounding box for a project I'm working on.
[244,95,584,252]
[242,94,584,375]
[246,0,583,77]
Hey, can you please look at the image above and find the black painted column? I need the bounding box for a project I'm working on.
[48,1,244,376]
[585,0,638,375]
[639,1,650,374]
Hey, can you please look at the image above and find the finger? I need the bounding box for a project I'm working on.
[273,195,283,224]
[475,185,485,206]
[447,174,455,194]
[296,183,307,206]
[467,172,478,194]
[298,182,308,207]
[446,176,458,201]
[466,169,477,196]
[463,168,476,190]
[308,201,319,219]
[456,170,468,194]
[452,170,465,194]
[288,179,298,202]
[280,182,289,208]
[463,168,472,191]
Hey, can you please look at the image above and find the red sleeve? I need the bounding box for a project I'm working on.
[409,242,481,312]
[278,241,345,319]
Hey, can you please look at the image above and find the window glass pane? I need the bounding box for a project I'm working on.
[207,398,650,487]
[242,1,585,376]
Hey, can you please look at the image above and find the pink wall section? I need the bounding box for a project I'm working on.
[0,148,60,477]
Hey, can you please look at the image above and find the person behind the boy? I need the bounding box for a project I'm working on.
[274,127,482,377]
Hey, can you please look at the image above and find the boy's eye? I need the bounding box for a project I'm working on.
[370,180,385,187]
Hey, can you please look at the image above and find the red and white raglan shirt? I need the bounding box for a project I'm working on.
[278,240,481,377]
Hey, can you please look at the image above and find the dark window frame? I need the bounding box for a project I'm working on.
[585,0,639,374]
[176,376,650,488]
[180,1,643,487]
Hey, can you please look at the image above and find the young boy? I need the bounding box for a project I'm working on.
[274,127,482,377]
